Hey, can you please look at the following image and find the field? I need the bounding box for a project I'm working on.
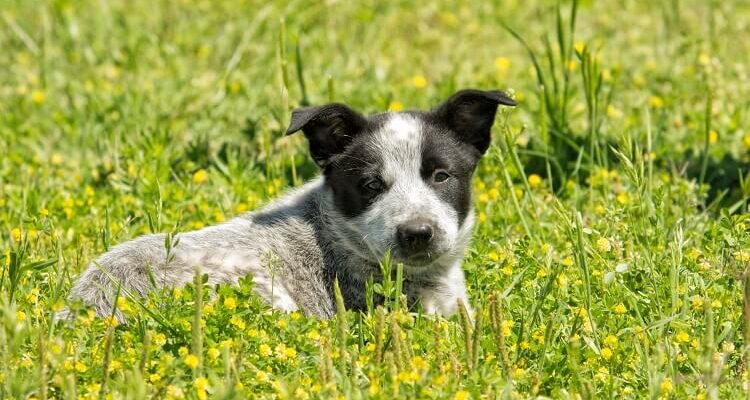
[2,0,750,398]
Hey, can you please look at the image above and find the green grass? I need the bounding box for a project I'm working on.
[2,0,750,398]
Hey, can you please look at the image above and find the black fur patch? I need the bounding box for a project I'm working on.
[324,117,388,218]
[419,114,480,224]
[323,111,481,223]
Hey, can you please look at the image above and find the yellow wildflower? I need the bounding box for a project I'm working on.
[604,335,618,348]
[649,96,664,108]
[184,354,199,369]
[709,130,718,144]
[229,315,245,330]
[16,311,26,323]
[411,75,427,88]
[195,377,209,400]
[528,174,542,188]
[660,377,673,395]
[192,169,209,184]
[223,297,237,310]
[75,361,87,373]
[388,101,404,112]
[207,347,221,360]
[698,53,710,66]
[11,228,22,242]
[574,41,585,54]
[31,90,45,104]
[614,303,627,315]
[596,237,611,253]
[495,57,511,74]
[454,390,470,400]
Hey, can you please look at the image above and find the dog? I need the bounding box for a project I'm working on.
[65,89,516,320]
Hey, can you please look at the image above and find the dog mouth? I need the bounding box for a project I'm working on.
[391,249,439,267]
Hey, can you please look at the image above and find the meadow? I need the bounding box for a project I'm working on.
[2,0,750,398]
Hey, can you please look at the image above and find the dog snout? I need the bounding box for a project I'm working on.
[396,219,435,252]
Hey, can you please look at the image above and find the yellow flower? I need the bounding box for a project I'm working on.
[454,390,470,400]
[649,96,664,108]
[368,381,380,395]
[596,237,611,253]
[735,250,750,262]
[613,303,627,315]
[166,385,184,399]
[207,347,221,360]
[388,101,404,112]
[39,208,49,217]
[566,60,578,72]
[411,75,427,88]
[31,90,45,104]
[20,354,33,368]
[75,361,87,373]
[184,354,199,369]
[192,169,209,184]
[574,41,586,54]
[675,331,690,343]
[600,347,613,360]
[527,174,542,188]
[86,383,101,395]
[223,297,237,310]
[259,343,272,357]
[604,335,618,348]
[743,133,750,148]
[11,228,22,242]
[616,192,629,205]
[307,330,320,341]
[116,297,132,313]
[691,296,704,311]
[708,130,718,144]
[229,315,246,330]
[194,376,210,398]
[501,320,514,337]
[16,311,27,323]
[149,373,161,383]
[494,57,511,74]
[606,104,623,119]
[660,377,673,395]
[698,53,710,66]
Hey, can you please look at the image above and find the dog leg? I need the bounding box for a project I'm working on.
[417,263,471,317]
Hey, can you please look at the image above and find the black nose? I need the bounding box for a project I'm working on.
[397,220,435,251]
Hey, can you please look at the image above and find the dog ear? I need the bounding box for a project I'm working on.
[286,103,368,168]
[434,89,516,155]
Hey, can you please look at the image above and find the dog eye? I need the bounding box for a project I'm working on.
[433,170,451,183]
[363,178,385,192]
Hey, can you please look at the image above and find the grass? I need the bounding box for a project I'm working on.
[2,0,750,398]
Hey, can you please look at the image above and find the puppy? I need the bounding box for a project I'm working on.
[65,89,516,320]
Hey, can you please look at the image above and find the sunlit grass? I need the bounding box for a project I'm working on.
[1,0,750,398]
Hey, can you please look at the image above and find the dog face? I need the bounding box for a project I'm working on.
[286,89,516,270]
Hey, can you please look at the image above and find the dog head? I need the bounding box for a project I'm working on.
[286,89,516,271]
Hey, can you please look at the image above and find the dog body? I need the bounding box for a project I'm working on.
[67,89,515,319]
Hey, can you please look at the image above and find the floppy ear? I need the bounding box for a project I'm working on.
[434,89,516,155]
[285,103,368,168]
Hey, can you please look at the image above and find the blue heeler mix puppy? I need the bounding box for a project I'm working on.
[65,89,516,320]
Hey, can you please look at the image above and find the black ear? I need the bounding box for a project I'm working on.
[434,89,516,155]
[285,103,368,168]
